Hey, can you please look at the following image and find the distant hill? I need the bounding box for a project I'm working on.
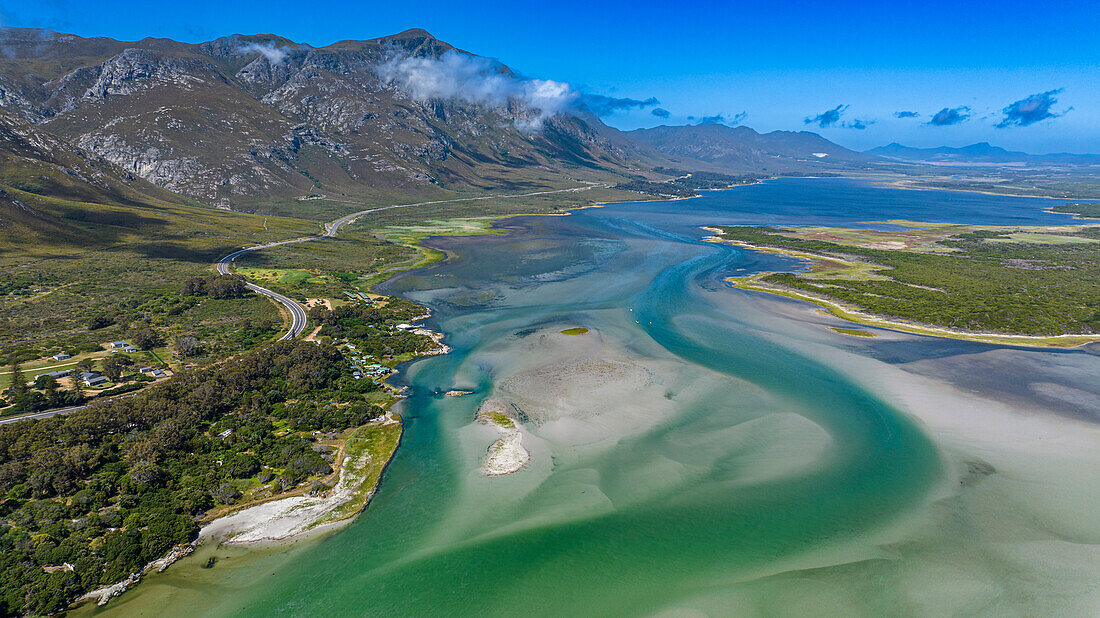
[627,123,876,172]
[867,142,1100,165]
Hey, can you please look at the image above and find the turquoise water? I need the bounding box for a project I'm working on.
[97,179,1100,616]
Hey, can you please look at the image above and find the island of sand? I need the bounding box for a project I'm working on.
[477,399,530,475]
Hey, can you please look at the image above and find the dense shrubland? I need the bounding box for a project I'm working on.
[0,339,385,616]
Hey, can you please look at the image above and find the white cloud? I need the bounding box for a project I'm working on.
[376,50,577,130]
[238,42,288,65]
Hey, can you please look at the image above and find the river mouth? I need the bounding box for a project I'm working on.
[91,178,1100,616]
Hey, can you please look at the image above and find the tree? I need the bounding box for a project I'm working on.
[308,305,335,325]
[75,358,96,378]
[8,361,26,397]
[86,314,115,330]
[101,356,127,382]
[207,275,247,299]
[180,276,206,296]
[130,327,163,351]
[176,335,202,358]
[69,374,84,402]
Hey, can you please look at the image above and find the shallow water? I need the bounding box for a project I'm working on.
[93,179,1100,616]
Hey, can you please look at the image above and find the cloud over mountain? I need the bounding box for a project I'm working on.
[687,111,747,126]
[894,110,920,118]
[237,42,289,65]
[377,50,577,130]
[651,107,671,118]
[928,106,970,126]
[996,89,1069,128]
[805,105,847,128]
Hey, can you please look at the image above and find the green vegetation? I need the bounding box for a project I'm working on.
[615,171,763,198]
[831,327,876,338]
[902,172,1100,199]
[614,179,697,198]
[311,299,439,361]
[1050,202,1100,220]
[0,167,315,369]
[559,327,590,335]
[0,339,395,615]
[487,410,514,428]
[317,422,402,525]
[714,223,1100,336]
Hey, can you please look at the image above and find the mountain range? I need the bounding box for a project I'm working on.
[867,142,1100,166]
[628,122,874,170]
[0,27,880,216]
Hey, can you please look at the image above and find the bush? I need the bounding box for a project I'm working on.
[129,327,163,350]
[86,314,115,331]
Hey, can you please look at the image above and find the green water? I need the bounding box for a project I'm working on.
[94,180,1100,616]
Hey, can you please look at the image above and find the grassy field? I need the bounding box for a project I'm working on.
[711,223,1100,343]
[0,170,319,365]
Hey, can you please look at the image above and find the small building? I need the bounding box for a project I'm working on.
[36,369,72,380]
[217,429,233,438]
[109,341,128,349]
[53,353,71,361]
[138,367,152,373]
[122,346,137,353]
[151,369,166,378]
[81,373,107,386]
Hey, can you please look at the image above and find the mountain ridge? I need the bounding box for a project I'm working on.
[867,142,1100,165]
[628,122,877,171]
[0,26,874,215]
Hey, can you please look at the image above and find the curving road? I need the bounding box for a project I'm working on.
[217,247,310,340]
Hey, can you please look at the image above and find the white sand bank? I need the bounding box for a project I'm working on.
[477,399,530,475]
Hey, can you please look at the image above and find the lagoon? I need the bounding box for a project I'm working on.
[97,178,1100,616]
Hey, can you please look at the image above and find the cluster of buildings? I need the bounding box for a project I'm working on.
[342,343,391,380]
[31,341,168,389]
[342,290,374,305]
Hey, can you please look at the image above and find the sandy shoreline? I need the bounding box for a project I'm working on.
[72,414,404,609]
[202,418,400,545]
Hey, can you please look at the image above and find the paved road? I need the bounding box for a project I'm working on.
[216,247,309,340]
[0,404,88,425]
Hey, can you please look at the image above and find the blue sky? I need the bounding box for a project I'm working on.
[4,0,1099,152]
